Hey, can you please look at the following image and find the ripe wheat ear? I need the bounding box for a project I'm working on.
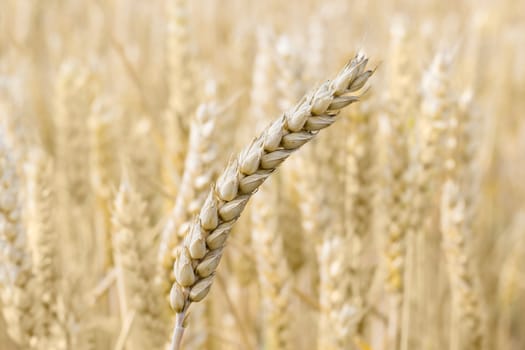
[167,52,374,350]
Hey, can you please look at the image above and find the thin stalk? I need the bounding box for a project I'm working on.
[114,311,136,350]
[170,311,186,350]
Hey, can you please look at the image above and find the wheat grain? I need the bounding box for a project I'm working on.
[410,51,453,349]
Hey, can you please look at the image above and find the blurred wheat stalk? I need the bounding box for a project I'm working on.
[1,0,524,350]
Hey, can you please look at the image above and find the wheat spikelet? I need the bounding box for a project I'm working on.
[111,177,167,350]
[24,148,61,348]
[0,133,36,348]
[168,52,373,349]
[440,180,484,350]
[89,98,121,268]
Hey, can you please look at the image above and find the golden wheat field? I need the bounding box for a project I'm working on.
[1,0,524,349]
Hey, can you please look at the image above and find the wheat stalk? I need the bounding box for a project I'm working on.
[168,52,373,349]
[382,21,415,350]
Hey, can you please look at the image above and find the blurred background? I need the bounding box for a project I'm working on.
[1,0,524,349]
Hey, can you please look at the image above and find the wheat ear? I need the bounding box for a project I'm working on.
[0,133,36,348]
[318,235,359,350]
[168,52,373,349]
[166,0,197,132]
[163,0,197,192]
[440,181,483,350]
[383,22,414,350]
[111,176,167,350]
[24,149,61,348]
[54,60,96,205]
[411,52,452,349]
